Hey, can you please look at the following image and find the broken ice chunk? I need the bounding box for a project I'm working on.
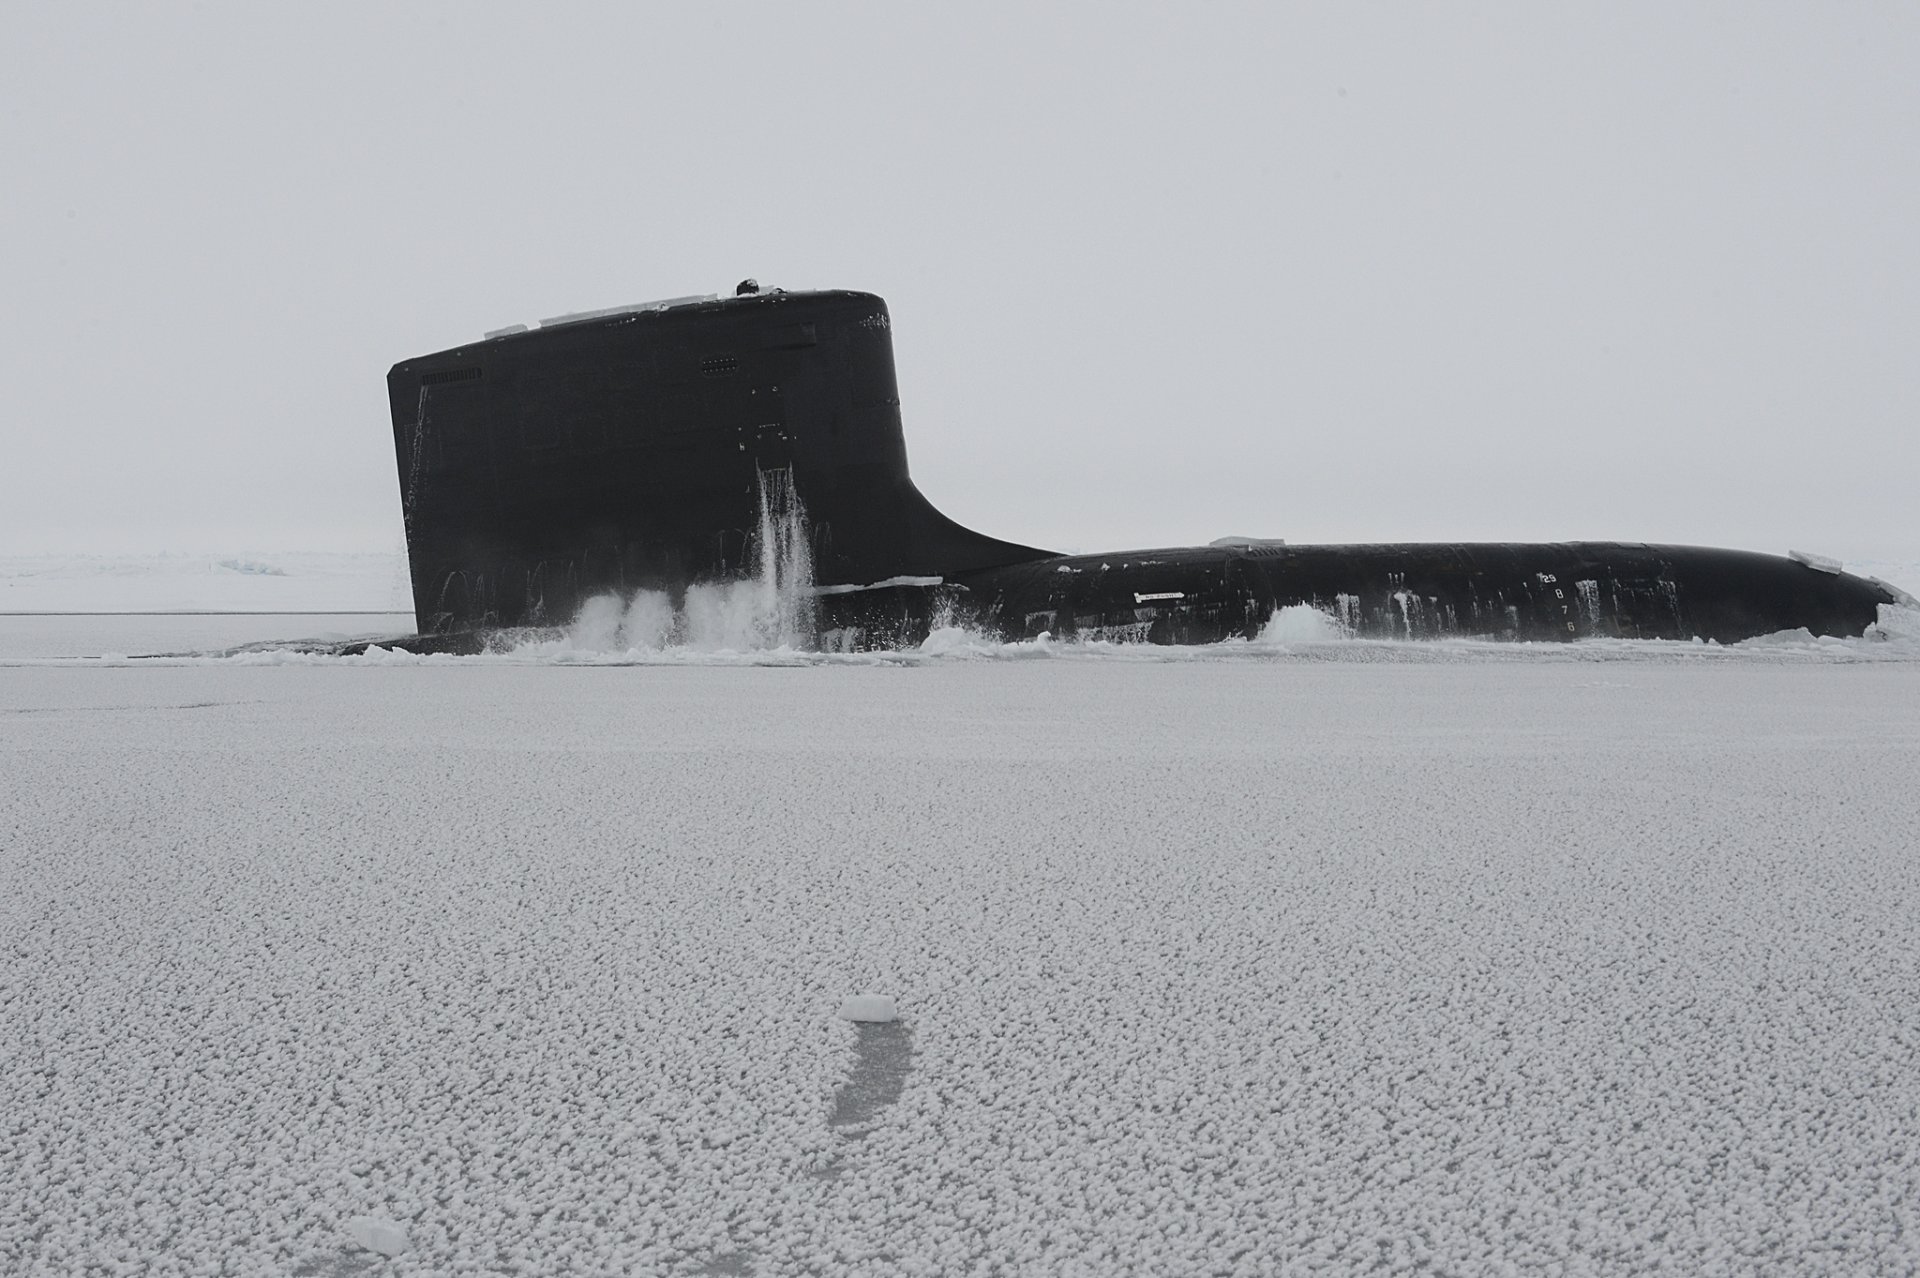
[837,994,898,1023]
[346,1216,411,1257]
[1788,549,1843,574]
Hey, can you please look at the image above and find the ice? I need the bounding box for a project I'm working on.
[3,657,1918,1273]
[1872,601,1920,640]
[1788,548,1844,574]
[4,552,1915,635]
[344,1217,410,1258]
[1739,604,1920,653]
[813,575,944,596]
[214,558,288,576]
[0,551,410,613]
[1872,577,1920,609]
[536,295,717,329]
[837,995,898,1023]
[13,607,1920,668]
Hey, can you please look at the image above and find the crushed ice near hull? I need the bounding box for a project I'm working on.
[377,286,1901,654]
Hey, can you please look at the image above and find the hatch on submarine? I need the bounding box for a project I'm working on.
[386,283,1906,650]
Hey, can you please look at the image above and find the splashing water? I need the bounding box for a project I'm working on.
[1335,593,1361,634]
[1575,579,1602,627]
[1256,602,1349,643]
[747,466,815,648]
[555,469,816,653]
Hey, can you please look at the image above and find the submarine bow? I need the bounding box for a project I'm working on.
[389,287,1900,648]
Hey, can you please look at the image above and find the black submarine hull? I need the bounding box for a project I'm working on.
[388,288,1901,650]
[814,541,1892,649]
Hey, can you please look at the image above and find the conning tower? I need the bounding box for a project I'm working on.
[389,289,1046,632]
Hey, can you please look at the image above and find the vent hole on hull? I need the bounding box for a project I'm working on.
[701,356,739,378]
[420,367,483,386]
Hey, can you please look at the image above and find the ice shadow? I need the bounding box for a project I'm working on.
[827,1019,915,1137]
[289,1250,386,1277]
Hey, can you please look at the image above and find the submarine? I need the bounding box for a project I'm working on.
[386,283,1908,651]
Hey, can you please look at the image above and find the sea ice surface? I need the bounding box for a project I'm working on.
[2,648,1918,1275]
[0,552,410,613]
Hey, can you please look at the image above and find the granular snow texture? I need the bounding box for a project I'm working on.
[2,661,1918,1275]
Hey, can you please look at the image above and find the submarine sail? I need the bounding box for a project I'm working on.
[387,286,1902,648]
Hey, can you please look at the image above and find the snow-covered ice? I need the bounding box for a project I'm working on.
[2,646,1919,1274]
[0,552,411,614]
[0,613,417,661]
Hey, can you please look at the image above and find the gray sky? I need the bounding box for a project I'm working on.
[3,3,1915,559]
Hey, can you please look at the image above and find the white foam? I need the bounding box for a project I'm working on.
[618,589,676,651]
[1255,602,1349,644]
[916,625,994,658]
[566,592,625,652]
[535,468,816,655]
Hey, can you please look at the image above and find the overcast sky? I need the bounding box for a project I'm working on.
[3,3,1915,560]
